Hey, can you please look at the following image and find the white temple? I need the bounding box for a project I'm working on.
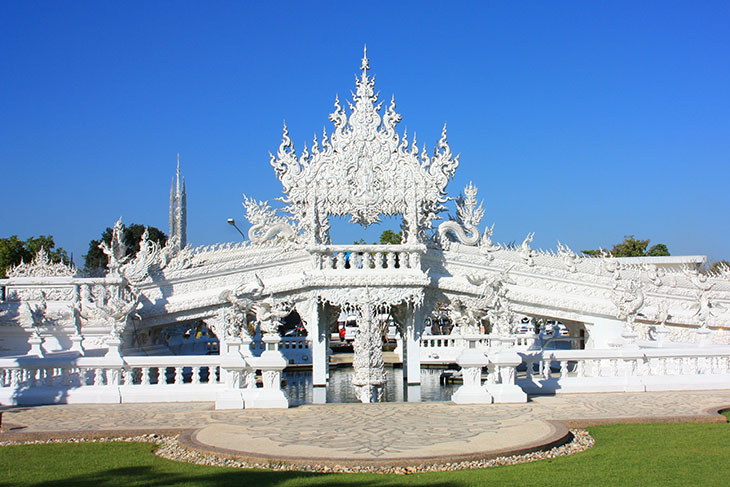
[1,49,730,408]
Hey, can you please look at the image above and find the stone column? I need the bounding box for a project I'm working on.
[297,299,328,404]
[404,307,423,385]
[312,303,329,386]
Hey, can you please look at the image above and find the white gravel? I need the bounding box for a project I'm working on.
[1,429,595,474]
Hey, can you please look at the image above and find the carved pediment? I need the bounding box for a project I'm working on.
[270,47,459,242]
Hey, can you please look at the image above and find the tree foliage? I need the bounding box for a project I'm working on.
[0,235,69,278]
[379,230,402,245]
[582,235,670,257]
[708,260,730,274]
[84,224,167,271]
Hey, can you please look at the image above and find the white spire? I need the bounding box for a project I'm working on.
[169,154,187,250]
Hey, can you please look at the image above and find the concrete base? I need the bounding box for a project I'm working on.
[248,389,289,409]
[215,389,245,410]
[488,383,527,403]
[451,385,493,404]
[312,385,327,404]
[0,386,122,406]
[407,384,422,403]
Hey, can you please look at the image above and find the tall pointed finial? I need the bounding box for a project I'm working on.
[360,44,370,77]
[169,154,187,251]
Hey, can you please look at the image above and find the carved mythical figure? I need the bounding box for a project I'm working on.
[220,274,265,311]
[438,182,484,248]
[242,194,296,244]
[78,284,140,339]
[449,299,486,335]
[120,228,161,282]
[254,296,291,336]
[480,223,500,253]
[557,241,578,273]
[219,274,265,337]
[612,279,645,332]
[99,218,129,274]
[519,232,536,266]
[643,264,665,287]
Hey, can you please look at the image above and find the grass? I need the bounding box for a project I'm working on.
[1,416,729,487]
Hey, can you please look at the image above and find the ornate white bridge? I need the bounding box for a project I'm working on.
[2,49,729,408]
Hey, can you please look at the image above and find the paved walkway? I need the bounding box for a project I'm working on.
[2,391,730,466]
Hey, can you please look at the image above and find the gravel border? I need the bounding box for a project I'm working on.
[0,429,594,474]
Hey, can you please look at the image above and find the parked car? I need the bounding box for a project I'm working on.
[514,323,535,334]
[343,321,359,342]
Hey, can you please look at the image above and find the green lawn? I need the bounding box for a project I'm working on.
[1,415,728,487]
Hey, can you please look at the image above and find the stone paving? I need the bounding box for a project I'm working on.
[2,390,730,466]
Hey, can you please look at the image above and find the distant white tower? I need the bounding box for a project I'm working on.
[169,154,187,251]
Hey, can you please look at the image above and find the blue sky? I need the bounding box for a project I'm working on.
[1,1,728,263]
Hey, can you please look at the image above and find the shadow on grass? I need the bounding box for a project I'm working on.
[25,465,460,487]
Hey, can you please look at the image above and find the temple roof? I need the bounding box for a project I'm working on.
[269,48,459,235]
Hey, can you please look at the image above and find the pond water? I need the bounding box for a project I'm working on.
[283,366,460,405]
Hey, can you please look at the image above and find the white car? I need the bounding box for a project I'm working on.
[343,322,359,342]
[514,323,535,334]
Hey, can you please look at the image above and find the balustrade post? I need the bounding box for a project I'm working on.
[485,350,527,403]
[451,336,492,404]
[215,336,248,409]
[70,334,85,355]
[28,335,46,358]
[386,252,396,269]
[248,334,289,408]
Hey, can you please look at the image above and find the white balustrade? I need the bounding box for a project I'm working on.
[309,245,424,272]
[0,355,226,406]
[251,334,311,364]
[518,347,730,395]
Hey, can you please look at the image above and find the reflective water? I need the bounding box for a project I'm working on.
[283,366,459,405]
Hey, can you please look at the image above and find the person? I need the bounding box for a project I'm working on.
[339,323,346,341]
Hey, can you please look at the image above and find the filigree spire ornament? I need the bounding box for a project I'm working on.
[270,49,459,244]
[7,247,76,278]
[99,218,129,275]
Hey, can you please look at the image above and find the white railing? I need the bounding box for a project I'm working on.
[518,347,730,394]
[251,334,311,364]
[309,244,423,272]
[0,355,225,406]
[420,334,539,363]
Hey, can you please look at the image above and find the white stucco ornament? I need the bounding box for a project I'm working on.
[270,46,459,245]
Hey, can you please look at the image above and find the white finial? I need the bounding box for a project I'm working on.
[361,44,369,76]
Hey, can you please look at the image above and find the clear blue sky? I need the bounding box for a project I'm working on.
[1,1,728,263]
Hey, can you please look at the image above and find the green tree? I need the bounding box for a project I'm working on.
[647,243,670,256]
[582,235,670,257]
[84,224,167,271]
[708,260,729,274]
[379,230,402,245]
[0,235,69,278]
